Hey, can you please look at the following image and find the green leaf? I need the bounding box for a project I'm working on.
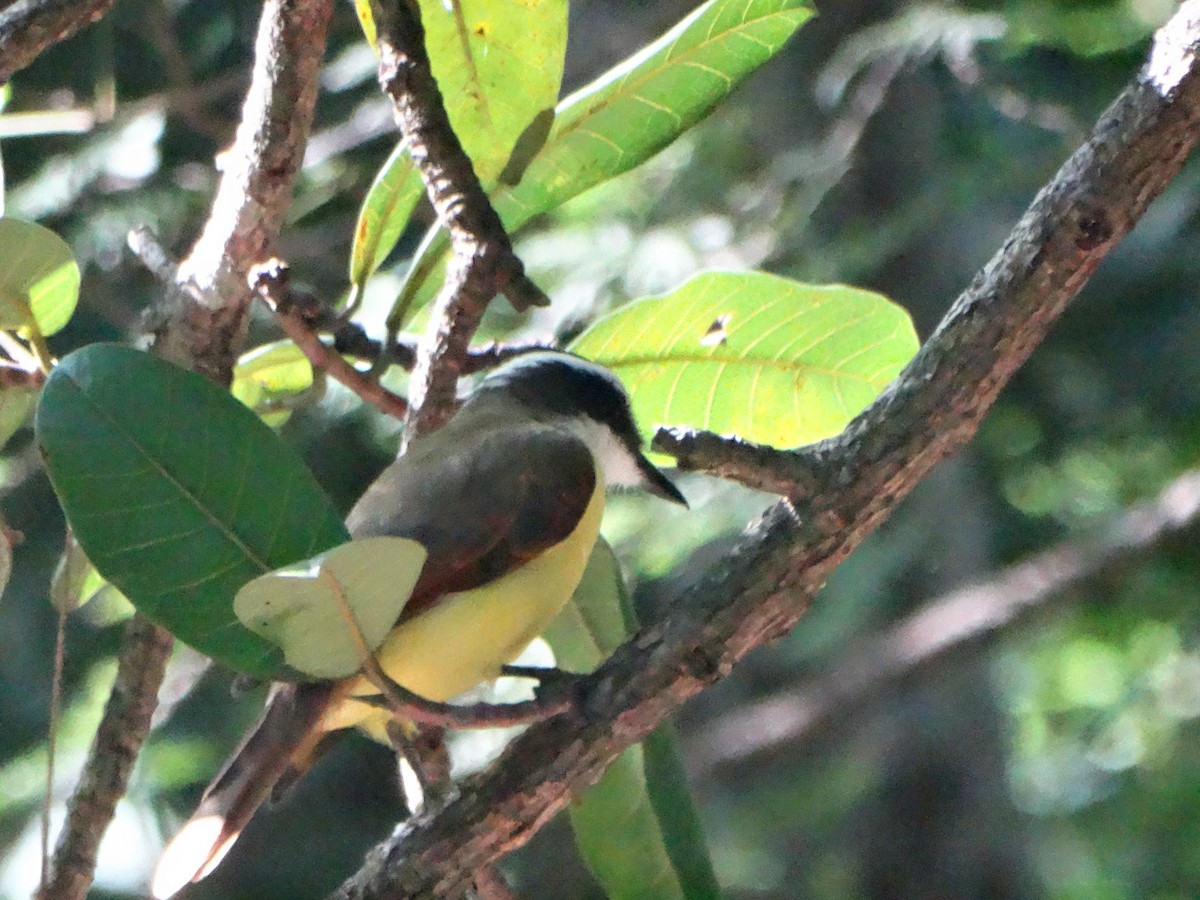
[35,344,350,679]
[0,383,37,449]
[348,144,426,296]
[231,339,318,427]
[569,271,919,449]
[642,727,722,900]
[354,0,378,51]
[235,536,427,679]
[0,217,80,336]
[348,0,568,291]
[50,533,110,614]
[424,0,567,183]
[388,0,812,324]
[546,540,720,900]
[494,0,813,231]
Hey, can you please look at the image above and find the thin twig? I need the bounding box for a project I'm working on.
[250,259,410,420]
[653,427,823,499]
[688,467,1200,775]
[39,609,67,893]
[332,326,554,376]
[328,5,1200,896]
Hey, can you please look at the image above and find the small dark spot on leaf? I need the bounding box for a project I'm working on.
[701,315,730,347]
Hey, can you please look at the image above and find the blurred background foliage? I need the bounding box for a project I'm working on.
[1,0,1199,897]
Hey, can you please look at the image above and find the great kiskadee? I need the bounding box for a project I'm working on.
[151,351,686,898]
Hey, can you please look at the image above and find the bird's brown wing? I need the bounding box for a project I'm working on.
[345,421,597,618]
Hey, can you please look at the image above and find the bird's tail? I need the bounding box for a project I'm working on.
[151,681,340,899]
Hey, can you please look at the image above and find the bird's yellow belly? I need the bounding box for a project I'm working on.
[321,477,606,739]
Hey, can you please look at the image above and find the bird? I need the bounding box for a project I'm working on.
[151,350,687,898]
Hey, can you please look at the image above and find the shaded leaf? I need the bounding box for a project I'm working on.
[50,532,109,614]
[0,217,80,336]
[570,271,919,449]
[36,345,350,679]
[546,540,719,900]
[235,536,427,679]
[0,383,37,448]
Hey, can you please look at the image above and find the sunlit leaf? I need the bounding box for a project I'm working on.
[348,0,568,291]
[36,344,350,678]
[387,0,812,322]
[495,0,813,230]
[235,536,427,679]
[570,271,919,449]
[354,0,378,50]
[348,145,425,296]
[546,540,720,900]
[231,339,318,427]
[0,217,80,336]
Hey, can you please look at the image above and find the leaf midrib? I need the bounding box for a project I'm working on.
[60,370,276,575]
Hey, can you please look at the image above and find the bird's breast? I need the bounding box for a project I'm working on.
[323,473,607,738]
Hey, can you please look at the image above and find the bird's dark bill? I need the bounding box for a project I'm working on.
[637,454,688,506]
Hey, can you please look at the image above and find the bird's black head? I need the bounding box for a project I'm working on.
[471,351,687,505]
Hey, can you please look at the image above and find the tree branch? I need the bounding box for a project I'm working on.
[0,0,117,85]
[249,258,411,420]
[329,3,1200,896]
[40,3,333,898]
[688,467,1200,775]
[370,0,547,443]
[159,0,334,386]
[35,618,172,900]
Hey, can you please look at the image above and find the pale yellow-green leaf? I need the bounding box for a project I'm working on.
[0,217,80,336]
[234,536,427,679]
[231,340,317,427]
[384,0,812,325]
[570,271,919,449]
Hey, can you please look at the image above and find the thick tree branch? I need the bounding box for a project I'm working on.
[688,467,1200,775]
[159,0,333,386]
[370,0,546,443]
[329,4,1200,896]
[0,0,116,85]
[41,3,333,898]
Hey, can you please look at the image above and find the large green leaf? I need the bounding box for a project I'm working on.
[0,217,80,336]
[386,0,812,325]
[546,540,721,900]
[35,345,350,679]
[570,271,919,449]
[349,0,568,292]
